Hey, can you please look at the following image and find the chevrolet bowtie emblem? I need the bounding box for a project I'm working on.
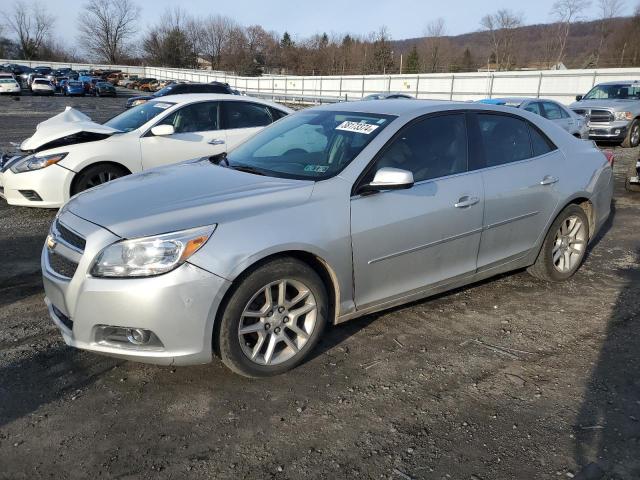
[46,234,57,250]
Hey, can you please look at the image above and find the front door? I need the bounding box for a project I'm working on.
[139,101,224,169]
[221,101,276,150]
[351,113,485,308]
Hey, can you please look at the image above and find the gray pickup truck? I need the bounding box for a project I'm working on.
[570,80,640,148]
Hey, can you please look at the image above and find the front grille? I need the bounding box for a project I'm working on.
[52,305,73,330]
[48,251,79,278]
[0,186,4,196]
[56,220,86,251]
[19,190,42,201]
[590,109,614,123]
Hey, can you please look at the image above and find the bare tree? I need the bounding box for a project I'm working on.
[77,0,139,63]
[201,15,235,70]
[480,9,523,70]
[3,0,55,59]
[550,0,592,65]
[594,0,625,66]
[423,18,446,72]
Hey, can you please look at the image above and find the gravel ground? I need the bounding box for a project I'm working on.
[0,94,639,480]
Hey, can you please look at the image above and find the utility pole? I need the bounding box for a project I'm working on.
[399,54,403,75]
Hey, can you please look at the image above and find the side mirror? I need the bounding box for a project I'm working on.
[575,95,583,101]
[150,124,175,136]
[358,167,414,195]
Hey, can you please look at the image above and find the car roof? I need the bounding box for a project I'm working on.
[595,80,640,86]
[158,93,293,112]
[312,99,459,116]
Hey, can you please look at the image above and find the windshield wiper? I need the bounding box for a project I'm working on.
[228,164,266,176]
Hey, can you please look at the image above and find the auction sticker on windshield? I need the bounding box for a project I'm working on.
[336,121,379,134]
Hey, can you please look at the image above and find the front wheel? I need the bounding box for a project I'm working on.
[527,204,589,282]
[622,119,640,148]
[71,164,128,195]
[216,258,328,377]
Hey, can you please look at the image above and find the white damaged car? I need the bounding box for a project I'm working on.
[0,94,291,208]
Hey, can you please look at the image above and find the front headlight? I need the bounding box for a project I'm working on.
[131,99,147,106]
[10,152,68,173]
[614,111,633,121]
[90,225,216,278]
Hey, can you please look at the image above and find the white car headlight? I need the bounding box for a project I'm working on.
[131,99,147,106]
[614,111,633,121]
[10,152,68,173]
[91,225,216,278]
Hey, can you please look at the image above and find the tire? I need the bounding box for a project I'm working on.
[626,161,640,192]
[216,257,328,377]
[71,164,129,195]
[527,204,590,282]
[622,119,640,148]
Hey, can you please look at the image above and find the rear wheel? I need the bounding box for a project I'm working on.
[71,164,128,195]
[527,204,589,282]
[626,161,640,192]
[622,119,640,148]
[216,258,328,377]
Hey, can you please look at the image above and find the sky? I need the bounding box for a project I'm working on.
[50,0,636,43]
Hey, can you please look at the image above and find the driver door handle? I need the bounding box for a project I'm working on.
[208,138,225,145]
[540,175,559,186]
[454,196,480,208]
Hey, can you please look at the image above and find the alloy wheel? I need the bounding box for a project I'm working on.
[238,279,317,366]
[552,215,587,273]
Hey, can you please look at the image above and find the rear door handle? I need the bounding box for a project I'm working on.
[208,138,225,145]
[540,175,559,185]
[454,196,480,208]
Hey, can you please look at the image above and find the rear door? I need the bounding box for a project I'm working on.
[139,101,224,169]
[351,112,484,308]
[472,112,563,270]
[221,101,275,150]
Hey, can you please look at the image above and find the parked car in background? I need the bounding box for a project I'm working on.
[0,77,21,95]
[94,81,116,97]
[126,81,236,108]
[139,79,159,92]
[27,72,44,87]
[33,66,53,77]
[571,81,640,147]
[478,97,589,139]
[119,75,139,88]
[130,78,156,90]
[363,92,415,100]
[63,80,85,96]
[0,95,292,208]
[31,78,55,96]
[626,157,640,192]
[39,100,613,377]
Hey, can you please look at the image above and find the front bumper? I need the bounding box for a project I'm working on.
[42,211,231,366]
[0,163,72,208]
[587,122,628,141]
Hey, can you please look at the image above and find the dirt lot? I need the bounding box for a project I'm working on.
[0,94,639,480]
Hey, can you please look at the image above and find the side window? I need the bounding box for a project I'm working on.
[205,84,230,94]
[222,101,273,129]
[269,107,288,120]
[158,102,218,133]
[524,102,542,116]
[542,102,564,120]
[365,113,468,184]
[529,123,557,157]
[477,114,532,167]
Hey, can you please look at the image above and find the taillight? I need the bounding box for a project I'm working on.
[603,150,615,167]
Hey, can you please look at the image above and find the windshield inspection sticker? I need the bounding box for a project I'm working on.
[304,165,329,173]
[153,102,172,109]
[336,121,379,134]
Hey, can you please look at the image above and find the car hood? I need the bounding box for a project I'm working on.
[21,107,119,151]
[570,99,637,111]
[66,159,315,239]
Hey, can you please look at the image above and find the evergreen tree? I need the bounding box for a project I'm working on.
[280,32,294,49]
[405,45,420,74]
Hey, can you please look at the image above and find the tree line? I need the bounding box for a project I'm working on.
[2,0,640,75]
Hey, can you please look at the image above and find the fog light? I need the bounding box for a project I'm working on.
[615,129,620,135]
[95,325,164,349]
[127,328,151,345]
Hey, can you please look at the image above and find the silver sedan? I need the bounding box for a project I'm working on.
[42,100,614,377]
[479,97,589,139]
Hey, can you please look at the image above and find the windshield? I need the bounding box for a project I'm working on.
[584,84,640,100]
[0,78,17,84]
[225,110,395,180]
[104,101,175,132]
[153,85,175,96]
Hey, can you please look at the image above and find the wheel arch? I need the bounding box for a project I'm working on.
[211,250,341,356]
[70,161,132,195]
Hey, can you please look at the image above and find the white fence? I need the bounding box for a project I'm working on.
[5,58,640,105]
[145,66,640,105]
